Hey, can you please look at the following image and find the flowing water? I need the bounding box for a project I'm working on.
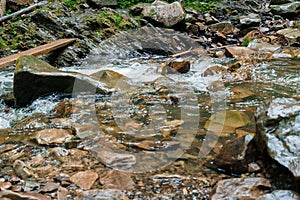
[0,27,299,198]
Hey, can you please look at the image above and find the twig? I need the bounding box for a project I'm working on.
[0,1,47,23]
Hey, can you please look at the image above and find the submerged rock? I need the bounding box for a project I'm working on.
[13,55,111,107]
[256,98,300,180]
[100,170,135,190]
[211,177,271,200]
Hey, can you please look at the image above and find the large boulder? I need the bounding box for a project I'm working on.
[13,55,111,107]
[142,1,185,27]
[256,98,300,180]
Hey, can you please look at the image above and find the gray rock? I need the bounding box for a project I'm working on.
[86,0,117,8]
[142,1,185,27]
[13,55,111,107]
[211,177,271,200]
[270,0,297,5]
[239,13,261,26]
[88,26,205,62]
[271,1,300,15]
[257,190,300,200]
[256,98,300,179]
[81,189,125,200]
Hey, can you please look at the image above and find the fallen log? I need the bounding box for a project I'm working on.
[0,1,47,23]
[0,38,76,69]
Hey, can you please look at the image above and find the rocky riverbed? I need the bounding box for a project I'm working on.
[0,0,300,199]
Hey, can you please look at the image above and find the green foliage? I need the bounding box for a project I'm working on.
[65,0,81,9]
[183,0,221,12]
[242,37,250,47]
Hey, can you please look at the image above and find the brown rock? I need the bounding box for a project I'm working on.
[95,150,136,168]
[70,171,99,190]
[167,60,191,74]
[35,129,73,145]
[100,170,135,190]
[0,190,51,200]
[41,182,60,193]
[57,187,69,200]
[225,46,256,57]
[0,0,5,17]
[212,134,257,174]
[211,177,271,200]
[0,182,12,190]
[13,160,34,180]
[209,21,233,35]
[203,65,227,76]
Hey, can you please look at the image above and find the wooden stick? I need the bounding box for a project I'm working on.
[0,1,47,23]
[0,38,76,69]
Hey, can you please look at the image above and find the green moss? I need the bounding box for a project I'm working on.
[85,10,138,39]
[242,37,250,47]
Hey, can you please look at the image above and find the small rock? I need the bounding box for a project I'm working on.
[240,13,261,26]
[203,65,227,76]
[57,187,69,200]
[13,160,34,180]
[248,162,261,172]
[211,177,271,200]
[95,150,136,168]
[209,21,233,35]
[35,129,74,145]
[41,182,60,193]
[70,171,99,190]
[0,182,12,190]
[225,46,256,57]
[81,189,126,200]
[100,170,135,190]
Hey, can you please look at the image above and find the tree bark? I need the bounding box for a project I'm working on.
[0,0,6,17]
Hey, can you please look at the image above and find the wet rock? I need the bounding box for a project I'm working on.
[95,150,136,168]
[271,1,300,15]
[256,98,300,179]
[35,129,73,145]
[257,190,300,200]
[212,134,257,174]
[225,46,256,57]
[100,170,135,190]
[0,190,51,200]
[205,111,251,135]
[202,65,227,76]
[57,186,68,200]
[81,189,126,200]
[211,177,271,200]
[14,55,111,107]
[70,171,99,190]
[231,84,255,100]
[209,21,233,35]
[142,1,185,27]
[88,26,205,60]
[240,13,262,26]
[161,60,191,74]
[86,0,117,8]
[90,69,130,89]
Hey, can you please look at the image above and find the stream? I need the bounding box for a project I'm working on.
[0,27,299,199]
